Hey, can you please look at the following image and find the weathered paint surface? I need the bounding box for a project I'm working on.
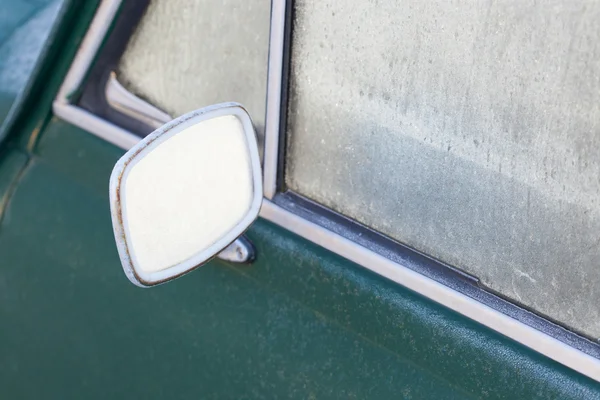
[0,119,598,398]
[286,0,600,338]
[0,147,28,220]
[0,0,599,398]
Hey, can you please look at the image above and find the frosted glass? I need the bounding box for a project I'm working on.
[118,0,270,132]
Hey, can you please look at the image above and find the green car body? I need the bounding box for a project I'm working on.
[0,1,599,398]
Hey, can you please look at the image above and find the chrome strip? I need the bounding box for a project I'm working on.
[260,199,600,381]
[53,0,132,147]
[105,72,171,128]
[54,103,140,149]
[263,0,286,199]
[52,0,600,382]
[55,0,122,105]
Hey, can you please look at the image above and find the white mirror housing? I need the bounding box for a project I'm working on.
[109,103,262,287]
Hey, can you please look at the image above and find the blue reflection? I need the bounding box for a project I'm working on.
[0,0,63,132]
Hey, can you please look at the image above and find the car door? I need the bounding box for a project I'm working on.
[1,0,599,398]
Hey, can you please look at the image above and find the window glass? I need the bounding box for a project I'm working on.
[118,0,270,131]
[286,0,600,338]
[0,0,63,127]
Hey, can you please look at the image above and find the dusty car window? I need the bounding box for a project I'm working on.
[118,0,270,131]
[285,0,600,339]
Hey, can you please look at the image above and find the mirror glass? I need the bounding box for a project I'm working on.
[110,103,262,287]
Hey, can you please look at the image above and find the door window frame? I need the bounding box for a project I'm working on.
[52,0,600,382]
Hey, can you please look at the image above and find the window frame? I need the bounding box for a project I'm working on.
[53,0,600,382]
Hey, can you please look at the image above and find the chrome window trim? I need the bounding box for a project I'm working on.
[263,0,286,199]
[52,0,600,382]
[105,72,171,129]
[53,0,139,150]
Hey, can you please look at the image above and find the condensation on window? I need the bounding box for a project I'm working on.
[286,0,600,339]
[118,0,270,133]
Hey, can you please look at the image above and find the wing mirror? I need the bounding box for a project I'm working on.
[109,103,262,287]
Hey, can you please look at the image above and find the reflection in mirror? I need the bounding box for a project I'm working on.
[110,103,262,287]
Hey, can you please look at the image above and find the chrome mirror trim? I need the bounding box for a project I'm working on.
[109,103,263,287]
[263,0,287,199]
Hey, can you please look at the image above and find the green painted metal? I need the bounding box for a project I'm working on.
[0,0,599,398]
[0,120,598,398]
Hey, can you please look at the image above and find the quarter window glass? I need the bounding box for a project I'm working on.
[118,0,270,130]
[285,0,600,338]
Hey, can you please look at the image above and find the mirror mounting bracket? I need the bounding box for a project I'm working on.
[217,235,255,264]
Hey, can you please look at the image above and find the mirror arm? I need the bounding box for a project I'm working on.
[217,235,255,264]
